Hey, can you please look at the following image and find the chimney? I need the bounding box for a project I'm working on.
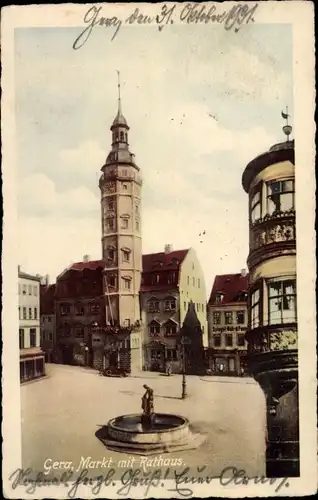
[45,274,50,286]
[241,268,247,277]
[83,255,90,262]
[164,244,173,254]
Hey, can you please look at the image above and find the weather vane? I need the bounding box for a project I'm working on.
[281,106,292,142]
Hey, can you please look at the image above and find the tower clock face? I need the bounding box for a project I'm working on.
[105,182,116,193]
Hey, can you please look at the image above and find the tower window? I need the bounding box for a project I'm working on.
[108,248,115,261]
[122,249,130,262]
[123,278,131,290]
[136,221,140,231]
[108,200,115,211]
[108,275,116,288]
[107,218,115,230]
[125,133,128,142]
[121,219,129,229]
[267,179,295,215]
[120,131,124,141]
[122,183,128,190]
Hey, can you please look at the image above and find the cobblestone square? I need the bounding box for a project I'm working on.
[21,364,266,478]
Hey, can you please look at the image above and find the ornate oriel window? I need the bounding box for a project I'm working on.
[267,279,297,325]
[148,297,160,313]
[251,189,261,223]
[251,289,260,328]
[164,297,176,311]
[149,320,160,336]
[266,179,295,214]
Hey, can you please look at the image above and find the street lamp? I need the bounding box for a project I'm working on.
[180,336,191,399]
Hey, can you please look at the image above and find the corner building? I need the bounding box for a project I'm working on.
[242,137,298,476]
[98,85,142,371]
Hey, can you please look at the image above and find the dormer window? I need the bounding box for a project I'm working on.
[164,319,178,336]
[167,272,176,284]
[215,293,224,303]
[151,274,160,285]
[149,320,161,336]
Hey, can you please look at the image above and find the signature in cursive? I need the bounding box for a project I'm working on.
[72,3,258,50]
[8,465,290,497]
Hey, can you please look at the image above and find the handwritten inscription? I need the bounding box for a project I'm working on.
[8,465,289,497]
[73,3,259,49]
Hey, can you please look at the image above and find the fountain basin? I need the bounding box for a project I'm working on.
[96,412,206,455]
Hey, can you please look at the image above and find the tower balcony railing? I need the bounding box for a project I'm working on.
[250,208,295,229]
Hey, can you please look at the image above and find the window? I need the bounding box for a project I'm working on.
[29,308,32,320]
[187,276,190,285]
[108,200,115,211]
[198,278,200,288]
[166,349,177,361]
[123,278,131,290]
[123,183,128,190]
[108,275,116,288]
[33,286,37,295]
[28,285,32,295]
[30,328,36,347]
[108,247,115,261]
[120,131,125,142]
[164,298,176,311]
[151,274,160,285]
[267,179,295,215]
[90,302,100,314]
[268,279,297,325]
[122,249,130,262]
[213,312,221,324]
[225,334,233,347]
[214,335,221,347]
[22,285,27,295]
[193,277,195,286]
[251,289,260,328]
[23,307,27,320]
[184,301,187,311]
[19,329,24,349]
[224,311,233,325]
[34,308,37,320]
[61,303,71,316]
[135,205,139,214]
[148,299,160,313]
[75,326,84,338]
[237,334,245,347]
[48,317,52,323]
[164,321,177,336]
[251,190,261,223]
[75,303,84,316]
[49,332,53,341]
[107,218,115,230]
[215,293,223,303]
[121,218,129,229]
[236,310,245,324]
[136,221,140,231]
[149,321,160,336]
[18,306,21,319]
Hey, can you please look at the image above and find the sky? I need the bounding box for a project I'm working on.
[15,21,293,296]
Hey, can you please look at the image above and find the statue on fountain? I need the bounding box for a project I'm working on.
[141,384,154,427]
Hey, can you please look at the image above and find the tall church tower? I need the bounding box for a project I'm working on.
[99,73,142,370]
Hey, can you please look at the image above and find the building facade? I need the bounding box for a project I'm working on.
[97,78,143,371]
[19,268,45,382]
[207,271,248,376]
[242,129,298,476]
[55,259,105,367]
[140,246,207,373]
[40,282,56,363]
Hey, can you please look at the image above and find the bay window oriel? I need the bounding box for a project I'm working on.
[267,279,297,325]
[266,179,295,215]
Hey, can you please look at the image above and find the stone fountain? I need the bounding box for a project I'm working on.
[96,385,206,455]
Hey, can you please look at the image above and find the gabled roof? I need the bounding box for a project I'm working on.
[208,273,249,306]
[57,260,104,280]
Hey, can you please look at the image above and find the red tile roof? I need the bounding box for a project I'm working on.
[141,249,189,292]
[142,249,189,272]
[208,273,249,306]
[40,284,56,315]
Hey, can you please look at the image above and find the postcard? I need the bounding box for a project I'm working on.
[1,1,316,498]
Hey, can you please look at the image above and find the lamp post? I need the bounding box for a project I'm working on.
[180,336,191,399]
